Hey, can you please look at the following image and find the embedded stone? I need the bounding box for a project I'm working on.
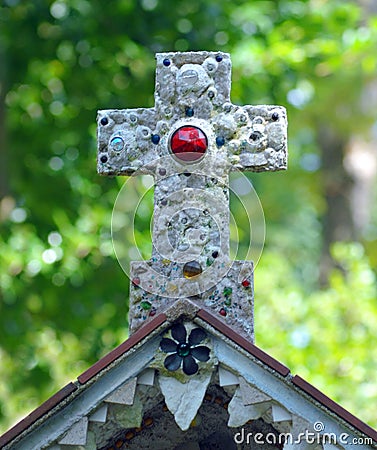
[170,126,207,162]
[241,279,251,288]
[110,136,124,152]
[183,260,202,278]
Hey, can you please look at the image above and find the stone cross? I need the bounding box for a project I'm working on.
[97,51,287,341]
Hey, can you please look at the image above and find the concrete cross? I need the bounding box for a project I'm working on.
[97,51,287,341]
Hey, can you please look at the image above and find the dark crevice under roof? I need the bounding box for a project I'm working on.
[1,309,376,448]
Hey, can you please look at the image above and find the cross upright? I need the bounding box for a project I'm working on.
[97,51,287,342]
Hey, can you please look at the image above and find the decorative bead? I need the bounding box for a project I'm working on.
[100,117,108,125]
[159,167,166,176]
[141,301,152,310]
[183,171,191,177]
[216,136,225,147]
[185,107,194,117]
[242,279,251,288]
[149,308,156,317]
[125,431,134,440]
[170,126,207,162]
[151,134,160,144]
[219,308,227,316]
[183,260,202,278]
[177,343,190,357]
[163,58,171,66]
[223,287,232,296]
[212,250,219,258]
[144,417,153,427]
[132,277,140,286]
[272,112,279,121]
[215,55,223,62]
[160,199,167,206]
[224,298,231,306]
[110,136,124,152]
[100,155,108,163]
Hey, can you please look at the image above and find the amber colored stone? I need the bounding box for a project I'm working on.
[125,431,134,440]
[144,417,153,427]
[214,396,223,405]
[170,126,207,162]
[183,260,202,278]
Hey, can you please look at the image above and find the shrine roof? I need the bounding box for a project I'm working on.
[1,306,376,449]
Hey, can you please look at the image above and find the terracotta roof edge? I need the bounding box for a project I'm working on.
[77,312,167,384]
[0,382,77,449]
[196,308,290,377]
[292,375,377,444]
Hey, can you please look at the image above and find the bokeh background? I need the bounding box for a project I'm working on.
[1,0,377,433]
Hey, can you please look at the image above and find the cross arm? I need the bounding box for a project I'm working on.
[222,104,288,172]
[97,107,159,176]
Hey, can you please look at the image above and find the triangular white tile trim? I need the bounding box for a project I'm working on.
[137,368,155,386]
[238,377,271,405]
[219,366,240,387]
[228,387,270,427]
[282,415,314,450]
[58,417,88,446]
[105,377,137,405]
[89,404,108,423]
[272,404,292,422]
[158,372,212,431]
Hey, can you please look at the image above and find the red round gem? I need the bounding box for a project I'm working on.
[219,308,227,317]
[170,126,207,162]
[241,279,251,288]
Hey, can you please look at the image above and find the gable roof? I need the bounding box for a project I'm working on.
[1,303,376,449]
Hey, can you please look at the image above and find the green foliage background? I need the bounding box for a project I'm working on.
[1,0,377,432]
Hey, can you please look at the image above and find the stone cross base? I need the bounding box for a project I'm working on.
[130,260,254,341]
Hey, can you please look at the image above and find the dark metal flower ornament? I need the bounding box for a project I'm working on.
[160,323,210,375]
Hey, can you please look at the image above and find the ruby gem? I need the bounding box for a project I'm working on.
[241,279,250,288]
[170,126,207,162]
[219,308,227,317]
